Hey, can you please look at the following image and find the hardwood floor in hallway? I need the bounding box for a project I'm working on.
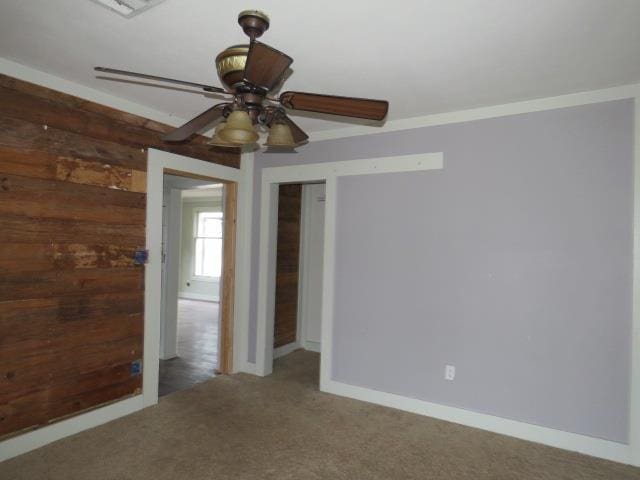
[158,299,218,397]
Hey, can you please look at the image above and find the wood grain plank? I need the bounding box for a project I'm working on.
[0,116,146,171]
[0,243,136,273]
[0,313,143,369]
[0,335,143,405]
[56,157,146,193]
[0,371,141,437]
[0,292,143,340]
[0,74,221,150]
[218,183,237,374]
[0,174,145,225]
[0,215,145,246]
[0,267,143,302]
[0,74,170,134]
[0,147,146,192]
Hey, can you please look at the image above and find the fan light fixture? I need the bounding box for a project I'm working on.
[94,10,389,151]
[207,122,236,148]
[265,123,296,148]
[218,110,259,145]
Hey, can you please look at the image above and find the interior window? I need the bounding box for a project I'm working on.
[194,211,223,277]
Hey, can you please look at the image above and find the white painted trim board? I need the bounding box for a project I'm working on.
[144,149,241,407]
[311,82,640,142]
[273,342,301,360]
[324,380,630,464]
[233,150,256,375]
[0,396,144,463]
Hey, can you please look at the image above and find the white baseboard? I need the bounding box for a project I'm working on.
[178,292,219,302]
[303,341,321,353]
[273,342,301,359]
[236,361,259,375]
[321,379,633,466]
[0,395,145,462]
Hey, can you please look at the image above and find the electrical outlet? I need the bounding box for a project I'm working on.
[131,359,142,377]
[445,365,456,381]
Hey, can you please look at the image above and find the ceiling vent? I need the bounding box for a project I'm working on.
[90,0,167,18]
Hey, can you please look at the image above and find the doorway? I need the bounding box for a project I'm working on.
[143,149,243,408]
[158,174,225,396]
[272,182,326,366]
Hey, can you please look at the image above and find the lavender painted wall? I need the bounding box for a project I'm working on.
[250,99,634,442]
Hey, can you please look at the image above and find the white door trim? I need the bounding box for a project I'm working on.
[233,151,255,374]
[159,187,183,360]
[298,184,312,352]
[144,149,242,406]
[255,152,444,377]
[298,184,326,353]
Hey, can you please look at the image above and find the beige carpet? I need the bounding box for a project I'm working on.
[1,350,639,480]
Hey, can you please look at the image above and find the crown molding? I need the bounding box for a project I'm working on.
[311,83,640,142]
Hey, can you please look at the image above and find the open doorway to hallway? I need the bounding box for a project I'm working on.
[272,182,326,375]
[158,174,224,397]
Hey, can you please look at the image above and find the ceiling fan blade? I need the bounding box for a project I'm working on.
[162,103,229,142]
[242,42,293,92]
[94,67,228,94]
[279,91,389,121]
[280,115,309,145]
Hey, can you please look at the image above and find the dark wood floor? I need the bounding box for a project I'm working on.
[158,299,218,397]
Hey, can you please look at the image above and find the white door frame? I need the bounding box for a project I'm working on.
[144,149,244,406]
[298,183,326,354]
[254,153,444,382]
[159,187,183,360]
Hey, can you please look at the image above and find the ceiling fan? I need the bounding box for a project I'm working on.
[94,10,389,150]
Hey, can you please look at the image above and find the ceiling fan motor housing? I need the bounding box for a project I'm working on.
[215,45,249,90]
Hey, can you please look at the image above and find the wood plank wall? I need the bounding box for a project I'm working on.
[0,74,240,438]
[273,184,303,348]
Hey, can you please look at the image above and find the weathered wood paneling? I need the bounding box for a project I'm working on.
[273,184,303,348]
[0,74,239,438]
[0,243,136,273]
[0,116,146,170]
[0,268,143,302]
[0,75,240,168]
[0,215,145,246]
[0,335,143,404]
[0,174,145,224]
[0,148,146,193]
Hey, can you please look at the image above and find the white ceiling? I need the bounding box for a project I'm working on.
[1,0,639,133]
